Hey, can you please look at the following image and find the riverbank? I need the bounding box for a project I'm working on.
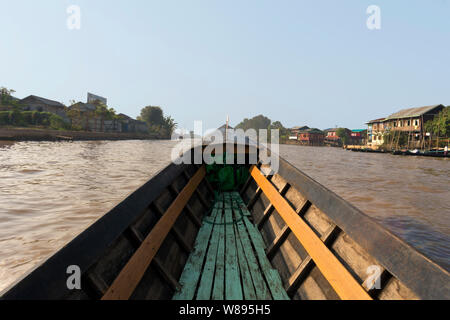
[0,127,169,142]
[282,140,333,147]
[344,144,449,158]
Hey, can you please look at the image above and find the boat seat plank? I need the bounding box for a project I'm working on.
[172,207,219,300]
[196,206,223,300]
[211,201,226,300]
[224,194,243,300]
[173,191,289,300]
[231,192,252,216]
[234,222,257,300]
[243,216,290,300]
[233,209,272,300]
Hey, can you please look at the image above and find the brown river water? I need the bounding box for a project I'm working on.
[0,140,448,292]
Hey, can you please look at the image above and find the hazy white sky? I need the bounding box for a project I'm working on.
[1,0,449,131]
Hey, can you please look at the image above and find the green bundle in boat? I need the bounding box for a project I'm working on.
[206,153,248,192]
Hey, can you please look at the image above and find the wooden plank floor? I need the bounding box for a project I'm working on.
[173,192,289,300]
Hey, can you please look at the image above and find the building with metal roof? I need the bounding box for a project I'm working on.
[386,105,444,120]
[19,95,68,120]
[366,104,445,147]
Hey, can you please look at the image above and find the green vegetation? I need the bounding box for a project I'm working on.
[424,106,450,138]
[270,121,288,142]
[336,128,349,145]
[381,107,450,149]
[95,103,117,132]
[66,102,118,131]
[235,115,288,142]
[138,106,165,125]
[1,87,70,130]
[235,115,271,131]
[1,87,16,105]
[137,106,177,136]
[381,131,408,149]
[0,110,70,130]
[1,88,177,138]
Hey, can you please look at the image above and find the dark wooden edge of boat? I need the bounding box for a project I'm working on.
[258,155,449,299]
[0,159,196,299]
[0,143,250,300]
[1,142,449,300]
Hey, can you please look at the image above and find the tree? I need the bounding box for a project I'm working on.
[66,105,83,129]
[424,106,450,138]
[162,116,177,136]
[94,103,116,132]
[235,114,272,131]
[138,106,165,126]
[0,87,15,105]
[137,105,177,137]
[336,128,350,146]
[271,120,287,135]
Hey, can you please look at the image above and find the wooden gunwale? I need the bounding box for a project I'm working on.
[274,157,450,299]
[249,165,372,300]
[285,225,341,296]
[102,166,206,300]
[0,162,191,300]
[151,202,193,253]
[239,153,449,300]
[168,184,203,227]
[265,200,312,260]
[127,225,182,292]
[257,183,291,230]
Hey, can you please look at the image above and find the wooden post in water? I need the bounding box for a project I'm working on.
[407,128,411,150]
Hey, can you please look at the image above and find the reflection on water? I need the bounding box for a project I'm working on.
[0,141,448,292]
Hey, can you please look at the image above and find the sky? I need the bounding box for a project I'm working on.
[1,0,449,131]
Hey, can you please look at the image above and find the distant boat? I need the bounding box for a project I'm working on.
[392,149,449,158]
[1,141,448,300]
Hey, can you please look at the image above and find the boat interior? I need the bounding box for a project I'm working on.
[2,143,449,300]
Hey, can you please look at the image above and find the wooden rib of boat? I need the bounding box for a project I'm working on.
[1,143,448,300]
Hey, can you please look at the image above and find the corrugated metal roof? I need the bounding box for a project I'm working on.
[118,113,132,119]
[366,118,386,124]
[299,128,323,134]
[386,105,443,120]
[21,95,66,108]
[291,126,309,130]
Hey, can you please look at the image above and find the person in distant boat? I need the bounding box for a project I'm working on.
[445,145,448,156]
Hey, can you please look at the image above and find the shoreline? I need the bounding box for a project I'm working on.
[0,127,169,142]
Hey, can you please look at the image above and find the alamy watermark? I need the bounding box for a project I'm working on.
[364,265,382,290]
[366,5,381,30]
[66,265,81,290]
[67,5,81,30]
